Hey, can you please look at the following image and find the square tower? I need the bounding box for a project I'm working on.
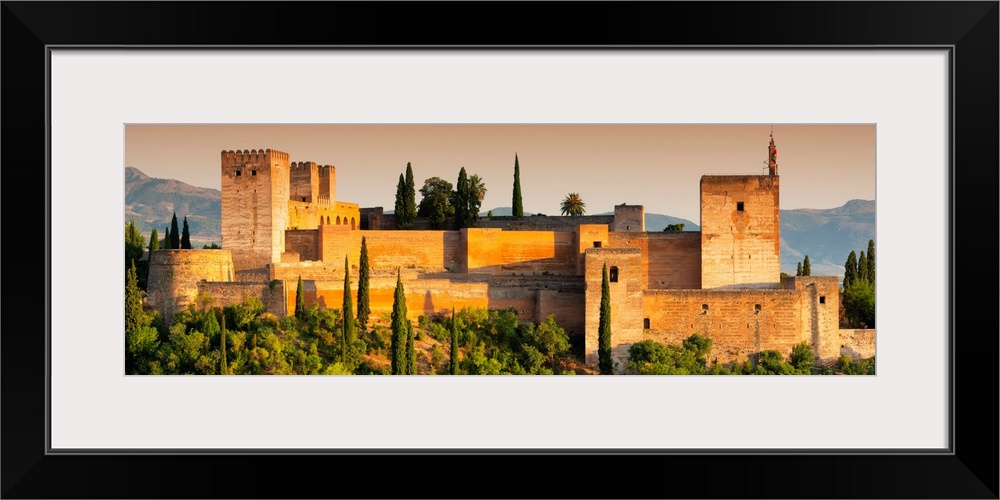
[699,174,780,288]
[290,161,319,203]
[318,164,336,204]
[221,149,290,271]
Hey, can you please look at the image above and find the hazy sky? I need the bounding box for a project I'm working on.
[124,124,875,223]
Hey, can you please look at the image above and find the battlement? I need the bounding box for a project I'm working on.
[291,161,318,170]
[221,149,290,167]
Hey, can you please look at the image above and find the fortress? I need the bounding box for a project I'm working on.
[146,137,875,372]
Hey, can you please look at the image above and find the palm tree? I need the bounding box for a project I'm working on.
[469,174,487,215]
[560,193,586,216]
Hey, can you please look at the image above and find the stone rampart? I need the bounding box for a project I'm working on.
[146,249,235,322]
[196,280,285,318]
[840,329,876,360]
[609,231,701,289]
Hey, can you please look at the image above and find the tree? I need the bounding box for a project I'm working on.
[169,212,180,249]
[417,176,454,230]
[357,236,370,332]
[796,262,802,276]
[866,239,876,285]
[406,322,416,374]
[390,269,408,375]
[148,228,160,252]
[468,174,486,222]
[181,216,192,249]
[453,167,471,229]
[844,251,858,288]
[843,279,875,328]
[125,219,146,268]
[598,262,613,374]
[295,276,306,321]
[802,255,811,276]
[125,259,145,333]
[342,256,355,363]
[394,173,409,229]
[664,223,685,232]
[789,341,814,371]
[163,226,172,249]
[512,153,524,218]
[450,307,459,375]
[219,309,229,375]
[560,193,586,217]
[857,251,868,284]
[404,162,417,227]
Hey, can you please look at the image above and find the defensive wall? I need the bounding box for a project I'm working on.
[839,328,876,360]
[196,280,286,318]
[146,249,236,322]
[584,248,644,373]
[609,231,701,289]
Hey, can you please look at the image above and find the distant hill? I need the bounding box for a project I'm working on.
[124,167,221,247]
[480,207,535,217]
[125,169,874,278]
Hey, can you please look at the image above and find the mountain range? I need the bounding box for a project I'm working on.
[124,168,874,277]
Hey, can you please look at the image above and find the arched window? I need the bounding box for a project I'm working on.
[609,266,619,283]
[351,217,356,230]
[336,216,341,225]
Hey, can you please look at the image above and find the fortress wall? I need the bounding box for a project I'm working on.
[784,276,842,363]
[196,281,285,318]
[584,248,644,372]
[840,329,876,360]
[701,175,780,288]
[318,227,461,272]
[288,276,490,321]
[289,201,359,231]
[536,289,586,337]
[475,215,614,231]
[609,232,701,289]
[146,249,235,322]
[641,289,807,365]
[285,230,319,262]
[498,231,577,274]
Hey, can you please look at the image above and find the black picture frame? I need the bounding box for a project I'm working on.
[3,2,997,498]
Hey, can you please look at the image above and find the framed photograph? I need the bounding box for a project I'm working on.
[4,2,996,498]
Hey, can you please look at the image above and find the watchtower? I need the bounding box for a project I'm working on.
[221,149,291,271]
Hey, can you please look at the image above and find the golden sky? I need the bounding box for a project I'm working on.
[124,124,875,223]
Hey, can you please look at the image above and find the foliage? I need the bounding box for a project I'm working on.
[406,322,416,374]
[403,162,417,228]
[202,243,221,249]
[294,276,306,321]
[148,228,160,252]
[627,334,713,375]
[219,309,229,375]
[788,341,814,371]
[468,174,486,221]
[394,173,409,229]
[512,153,523,218]
[125,259,145,333]
[663,223,685,232]
[169,212,180,249]
[125,219,148,289]
[357,237,371,332]
[452,167,472,229]
[866,239,876,284]
[857,251,868,284]
[181,216,192,249]
[843,279,875,328]
[802,255,811,276]
[844,251,858,288]
[598,263,613,374]
[450,308,459,374]
[560,193,586,217]
[390,269,408,374]
[163,225,172,250]
[418,176,455,229]
[836,355,875,375]
[796,262,802,276]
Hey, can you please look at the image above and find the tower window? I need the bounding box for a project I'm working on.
[235,170,242,177]
[737,202,745,211]
[819,296,826,304]
[643,318,650,329]
[702,304,709,313]
[302,197,306,202]
[755,304,761,314]
[593,241,602,248]
[626,225,630,230]
[609,266,619,282]
[251,170,257,176]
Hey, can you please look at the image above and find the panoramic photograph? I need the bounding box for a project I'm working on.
[124,124,876,376]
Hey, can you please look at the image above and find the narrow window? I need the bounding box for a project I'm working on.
[737,202,744,211]
[593,241,602,248]
[609,266,619,282]
[702,304,709,313]
[643,318,650,329]
[251,170,257,176]
[626,225,630,230]
[235,170,242,177]
[302,197,306,202]
[754,304,761,314]
[819,296,826,304]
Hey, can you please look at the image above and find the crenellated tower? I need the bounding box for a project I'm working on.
[221,149,290,271]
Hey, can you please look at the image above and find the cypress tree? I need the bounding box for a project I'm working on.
[802,255,811,276]
[857,251,868,283]
[181,216,192,249]
[219,309,229,375]
[390,269,408,375]
[404,162,417,227]
[454,167,470,229]
[450,307,459,375]
[598,262,613,375]
[394,173,408,229]
[844,251,858,289]
[866,239,876,284]
[357,236,370,332]
[149,228,159,252]
[512,153,524,218]
[406,322,416,375]
[125,259,143,333]
[796,262,802,276]
[164,226,172,249]
[169,212,180,249]
[295,276,306,321]
[342,256,355,363]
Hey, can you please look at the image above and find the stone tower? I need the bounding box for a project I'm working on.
[221,149,290,271]
[699,136,781,288]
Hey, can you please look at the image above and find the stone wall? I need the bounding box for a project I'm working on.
[285,230,319,262]
[475,215,614,232]
[609,231,701,289]
[461,228,578,275]
[316,226,462,272]
[700,175,780,288]
[197,280,285,318]
[584,248,644,372]
[612,204,645,232]
[840,329,876,360]
[146,249,235,322]
[784,276,841,362]
[221,149,290,271]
